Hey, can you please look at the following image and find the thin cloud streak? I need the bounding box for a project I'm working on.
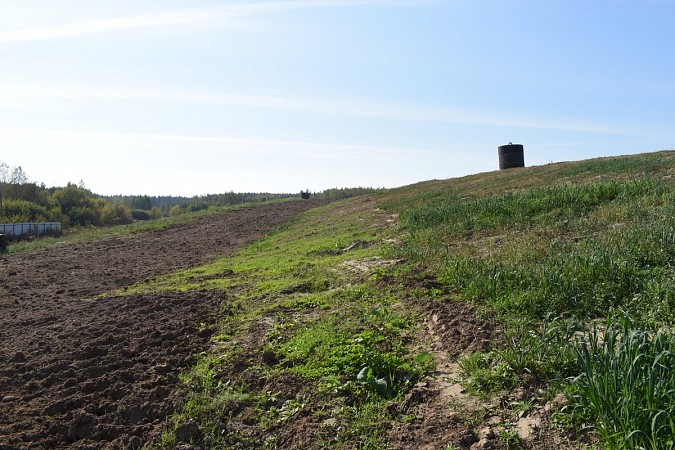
[0,127,448,161]
[0,10,216,43]
[0,1,428,43]
[0,83,626,134]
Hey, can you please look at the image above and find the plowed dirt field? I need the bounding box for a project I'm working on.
[0,200,323,449]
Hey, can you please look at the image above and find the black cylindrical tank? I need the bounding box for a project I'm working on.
[498,143,525,170]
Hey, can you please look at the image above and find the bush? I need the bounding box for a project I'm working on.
[1,199,53,222]
[68,206,101,226]
[132,209,151,221]
[169,205,184,217]
[101,203,133,226]
[53,183,104,226]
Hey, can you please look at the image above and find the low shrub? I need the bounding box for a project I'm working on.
[101,203,133,226]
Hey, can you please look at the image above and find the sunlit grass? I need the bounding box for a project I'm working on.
[381,150,675,448]
[150,198,429,448]
[567,315,675,450]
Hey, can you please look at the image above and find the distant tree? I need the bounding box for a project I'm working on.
[0,199,61,223]
[101,203,133,226]
[168,205,183,217]
[9,166,28,199]
[187,198,209,212]
[52,183,104,226]
[0,162,7,214]
[10,166,28,185]
[12,183,42,204]
[131,210,150,221]
[69,206,101,226]
[0,163,8,183]
[123,195,153,210]
[149,206,162,219]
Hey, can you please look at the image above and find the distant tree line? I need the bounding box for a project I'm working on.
[312,187,386,201]
[104,192,301,218]
[0,164,133,227]
[106,187,385,216]
[0,162,385,229]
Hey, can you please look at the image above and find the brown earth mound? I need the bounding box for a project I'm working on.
[0,200,323,449]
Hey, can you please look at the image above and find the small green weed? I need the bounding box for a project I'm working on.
[458,351,519,397]
[279,306,421,398]
[498,426,523,449]
[498,315,579,382]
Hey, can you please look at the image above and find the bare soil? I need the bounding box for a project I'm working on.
[387,293,499,450]
[0,200,323,450]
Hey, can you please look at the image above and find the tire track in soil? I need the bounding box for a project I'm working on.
[0,200,323,449]
[388,295,498,450]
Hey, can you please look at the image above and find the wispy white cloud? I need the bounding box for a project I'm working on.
[0,10,216,43]
[0,82,629,134]
[0,127,447,161]
[0,0,429,43]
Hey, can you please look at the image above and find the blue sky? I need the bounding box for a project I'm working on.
[0,1,673,196]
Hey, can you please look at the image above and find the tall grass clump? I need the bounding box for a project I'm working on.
[566,315,675,449]
[458,315,580,396]
[499,314,580,382]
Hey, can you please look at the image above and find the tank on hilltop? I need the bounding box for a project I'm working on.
[498,143,525,170]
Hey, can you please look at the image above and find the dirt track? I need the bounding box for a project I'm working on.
[0,200,323,449]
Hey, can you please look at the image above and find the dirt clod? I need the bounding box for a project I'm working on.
[175,421,203,443]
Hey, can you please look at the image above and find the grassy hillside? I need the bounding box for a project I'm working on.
[384,151,674,323]
[380,151,675,449]
[123,150,674,449]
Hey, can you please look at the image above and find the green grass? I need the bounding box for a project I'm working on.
[106,150,675,448]
[384,155,675,322]
[136,198,430,449]
[278,304,421,397]
[400,179,659,232]
[379,150,675,447]
[436,222,675,321]
[566,314,675,450]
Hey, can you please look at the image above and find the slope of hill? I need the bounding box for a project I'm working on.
[127,150,673,449]
[2,151,673,449]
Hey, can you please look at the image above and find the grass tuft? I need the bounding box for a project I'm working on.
[565,314,675,449]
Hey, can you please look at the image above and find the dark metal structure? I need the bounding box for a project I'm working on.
[498,143,525,170]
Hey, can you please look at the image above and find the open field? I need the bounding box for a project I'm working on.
[1,150,674,450]
[0,200,323,449]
